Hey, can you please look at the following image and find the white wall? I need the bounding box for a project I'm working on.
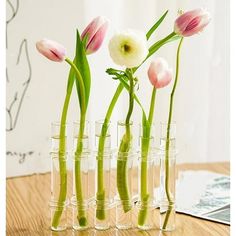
[6,0,229,177]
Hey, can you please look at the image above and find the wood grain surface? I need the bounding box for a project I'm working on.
[6,162,230,236]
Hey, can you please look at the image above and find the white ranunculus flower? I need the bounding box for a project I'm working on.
[108,30,148,68]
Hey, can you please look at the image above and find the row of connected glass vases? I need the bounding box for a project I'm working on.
[49,121,177,232]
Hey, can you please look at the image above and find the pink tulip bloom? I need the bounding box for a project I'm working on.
[81,16,109,54]
[174,8,211,37]
[36,39,66,62]
[148,58,172,89]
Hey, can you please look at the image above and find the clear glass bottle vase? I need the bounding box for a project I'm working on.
[115,151,136,230]
[94,120,113,230]
[137,153,159,229]
[159,122,177,232]
[137,123,158,230]
[50,122,69,232]
[51,121,67,153]
[115,121,135,230]
[71,121,91,230]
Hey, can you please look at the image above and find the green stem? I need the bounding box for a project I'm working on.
[74,113,87,226]
[138,87,156,226]
[117,70,134,212]
[148,87,156,125]
[51,60,78,228]
[96,83,124,220]
[162,37,183,230]
[51,91,71,228]
[65,58,88,227]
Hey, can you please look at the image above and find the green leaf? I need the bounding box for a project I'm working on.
[74,30,91,111]
[166,34,182,43]
[148,33,181,57]
[106,68,129,81]
[132,32,178,73]
[148,32,179,59]
[146,10,169,40]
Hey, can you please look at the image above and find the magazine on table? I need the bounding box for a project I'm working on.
[155,170,230,225]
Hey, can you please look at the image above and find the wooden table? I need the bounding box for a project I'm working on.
[7,162,230,236]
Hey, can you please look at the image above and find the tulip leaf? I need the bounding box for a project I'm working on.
[166,34,182,43]
[147,33,181,62]
[132,33,179,73]
[146,10,169,40]
[74,30,91,111]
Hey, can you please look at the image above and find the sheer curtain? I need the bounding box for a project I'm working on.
[6,0,229,176]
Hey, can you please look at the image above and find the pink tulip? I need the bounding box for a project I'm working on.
[36,39,66,62]
[148,58,172,89]
[174,8,211,37]
[81,16,109,54]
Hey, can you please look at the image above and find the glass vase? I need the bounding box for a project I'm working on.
[72,121,91,230]
[49,152,69,231]
[73,120,90,151]
[160,122,176,150]
[137,147,159,230]
[159,122,177,232]
[95,120,113,230]
[51,121,67,153]
[50,122,68,231]
[115,152,136,229]
[115,121,135,229]
[71,200,90,231]
[49,199,69,232]
[136,202,156,230]
[94,152,113,230]
[71,152,91,230]
[95,120,111,153]
[137,123,158,230]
